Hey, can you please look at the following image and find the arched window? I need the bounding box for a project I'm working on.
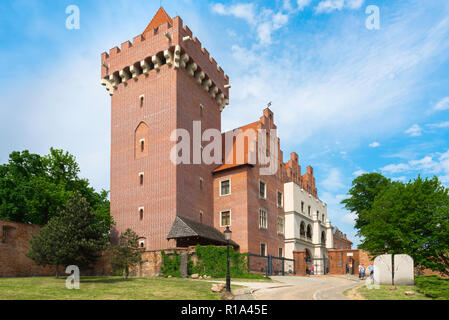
[321,231,326,244]
[135,122,149,159]
[306,225,312,239]
[300,222,306,237]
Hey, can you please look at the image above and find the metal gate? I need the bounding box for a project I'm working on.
[307,257,329,275]
[248,253,295,276]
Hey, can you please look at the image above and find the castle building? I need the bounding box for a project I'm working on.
[332,227,353,250]
[101,7,338,269]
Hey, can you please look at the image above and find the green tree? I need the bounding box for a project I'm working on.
[0,148,111,226]
[341,173,391,231]
[110,229,144,279]
[358,176,449,275]
[27,193,111,277]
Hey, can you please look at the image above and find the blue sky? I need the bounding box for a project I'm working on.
[1,0,449,246]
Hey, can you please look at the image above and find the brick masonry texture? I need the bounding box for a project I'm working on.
[104,9,320,258]
[0,220,112,277]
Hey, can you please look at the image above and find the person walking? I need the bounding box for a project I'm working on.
[358,264,363,279]
[368,264,374,280]
[311,265,315,275]
[360,265,366,280]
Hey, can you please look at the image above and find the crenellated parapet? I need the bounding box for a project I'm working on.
[100,16,230,112]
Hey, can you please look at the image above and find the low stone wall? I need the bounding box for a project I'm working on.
[129,247,196,277]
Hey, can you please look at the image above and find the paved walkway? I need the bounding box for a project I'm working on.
[230,275,362,300]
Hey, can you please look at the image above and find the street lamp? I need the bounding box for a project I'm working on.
[224,226,232,293]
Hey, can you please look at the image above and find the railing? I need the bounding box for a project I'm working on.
[248,253,295,276]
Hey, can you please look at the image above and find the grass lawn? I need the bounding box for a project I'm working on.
[207,277,273,283]
[347,275,449,300]
[354,285,431,300]
[0,277,243,300]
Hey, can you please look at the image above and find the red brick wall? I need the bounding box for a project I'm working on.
[106,16,229,250]
[0,220,113,277]
[213,168,250,252]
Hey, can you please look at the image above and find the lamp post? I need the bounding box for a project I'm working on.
[224,226,232,293]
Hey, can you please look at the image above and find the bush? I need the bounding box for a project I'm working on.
[191,245,250,278]
[415,275,449,300]
[160,246,268,279]
[161,250,181,277]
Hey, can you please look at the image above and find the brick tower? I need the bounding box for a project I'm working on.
[101,7,230,250]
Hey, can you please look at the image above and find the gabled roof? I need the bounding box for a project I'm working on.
[143,7,173,34]
[213,120,261,174]
[167,216,239,247]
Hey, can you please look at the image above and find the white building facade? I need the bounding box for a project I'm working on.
[284,182,334,275]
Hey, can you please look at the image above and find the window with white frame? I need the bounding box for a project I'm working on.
[220,179,231,196]
[139,207,144,221]
[277,215,284,235]
[259,208,268,229]
[220,210,231,227]
[139,172,144,186]
[259,180,266,199]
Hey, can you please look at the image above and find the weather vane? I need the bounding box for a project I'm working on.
[267,101,272,108]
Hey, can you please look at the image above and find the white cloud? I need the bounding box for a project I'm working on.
[211,3,257,25]
[297,0,313,11]
[433,96,449,111]
[315,0,364,13]
[381,150,449,177]
[342,212,357,224]
[322,168,345,191]
[380,163,411,174]
[211,3,288,45]
[405,124,422,137]
[369,142,380,148]
[316,0,344,13]
[428,121,449,128]
[353,169,367,176]
[346,0,364,10]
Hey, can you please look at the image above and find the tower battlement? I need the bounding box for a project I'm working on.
[101,11,229,111]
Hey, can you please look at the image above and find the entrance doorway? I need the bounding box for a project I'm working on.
[346,257,355,275]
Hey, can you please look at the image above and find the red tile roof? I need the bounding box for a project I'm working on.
[143,7,173,34]
[213,121,261,173]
